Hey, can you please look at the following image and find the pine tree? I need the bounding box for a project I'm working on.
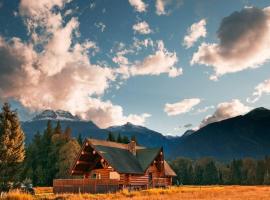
[64,126,72,139]
[256,160,265,184]
[39,121,53,186]
[56,139,81,178]
[77,133,83,146]
[194,164,203,185]
[0,103,25,188]
[107,132,115,141]
[202,161,218,184]
[117,134,122,143]
[230,159,243,184]
[122,136,130,144]
[54,121,62,135]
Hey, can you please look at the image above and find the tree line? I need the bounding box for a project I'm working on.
[106,131,138,144]
[170,157,270,185]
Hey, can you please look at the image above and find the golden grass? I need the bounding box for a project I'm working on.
[1,190,34,200]
[3,186,270,200]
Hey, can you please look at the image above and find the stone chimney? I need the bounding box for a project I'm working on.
[128,140,136,156]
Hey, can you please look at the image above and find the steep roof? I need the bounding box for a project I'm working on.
[94,145,143,174]
[164,161,176,176]
[136,148,162,171]
[72,139,176,176]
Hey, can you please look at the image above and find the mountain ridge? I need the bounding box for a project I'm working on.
[21,107,270,160]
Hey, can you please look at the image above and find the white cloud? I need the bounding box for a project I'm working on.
[128,0,147,12]
[248,79,270,103]
[133,21,152,35]
[0,0,150,128]
[130,41,182,77]
[156,0,167,15]
[183,19,207,48]
[95,22,106,32]
[113,40,182,78]
[200,99,252,127]
[194,105,215,114]
[191,7,270,80]
[155,0,183,15]
[79,98,151,128]
[164,98,201,116]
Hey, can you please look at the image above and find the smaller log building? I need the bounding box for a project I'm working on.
[53,138,176,193]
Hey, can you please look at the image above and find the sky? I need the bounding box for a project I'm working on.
[1,0,270,136]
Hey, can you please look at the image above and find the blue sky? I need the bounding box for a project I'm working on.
[1,0,270,136]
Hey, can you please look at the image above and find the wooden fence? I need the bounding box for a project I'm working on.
[53,179,120,194]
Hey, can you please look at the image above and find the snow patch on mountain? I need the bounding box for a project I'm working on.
[32,110,81,121]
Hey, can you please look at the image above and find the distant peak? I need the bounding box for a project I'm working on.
[32,109,81,121]
[245,107,270,119]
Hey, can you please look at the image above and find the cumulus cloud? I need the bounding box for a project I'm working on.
[133,21,152,35]
[155,0,183,15]
[248,79,270,103]
[200,99,252,127]
[114,40,182,78]
[191,7,270,80]
[130,40,182,77]
[0,0,150,128]
[128,0,147,12]
[164,98,201,116]
[183,19,207,48]
[79,98,151,128]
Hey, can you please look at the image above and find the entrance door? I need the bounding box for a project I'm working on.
[148,172,153,187]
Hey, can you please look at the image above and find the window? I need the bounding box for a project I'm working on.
[109,171,120,180]
[91,173,101,179]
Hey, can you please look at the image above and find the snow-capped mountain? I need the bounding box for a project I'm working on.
[32,109,81,121]
[22,109,107,143]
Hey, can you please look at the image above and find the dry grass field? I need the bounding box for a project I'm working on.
[2,186,270,200]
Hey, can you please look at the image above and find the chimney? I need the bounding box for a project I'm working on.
[128,140,136,156]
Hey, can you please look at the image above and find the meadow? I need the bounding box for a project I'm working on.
[2,186,270,200]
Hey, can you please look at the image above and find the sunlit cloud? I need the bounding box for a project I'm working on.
[164,98,201,116]
[191,7,270,80]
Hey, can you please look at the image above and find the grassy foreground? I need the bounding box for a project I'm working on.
[2,186,270,200]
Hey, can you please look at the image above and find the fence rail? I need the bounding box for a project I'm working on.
[53,179,120,194]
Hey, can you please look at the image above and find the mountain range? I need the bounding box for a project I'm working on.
[21,107,270,160]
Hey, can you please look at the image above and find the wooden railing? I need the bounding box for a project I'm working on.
[53,179,120,194]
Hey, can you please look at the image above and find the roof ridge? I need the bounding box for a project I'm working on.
[86,138,146,150]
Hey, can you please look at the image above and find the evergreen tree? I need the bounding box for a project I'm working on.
[64,126,72,139]
[202,161,218,184]
[117,134,123,143]
[56,139,81,178]
[54,121,62,135]
[38,120,54,186]
[230,159,243,184]
[194,164,203,185]
[107,131,116,141]
[256,160,265,184]
[0,103,25,189]
[77,133,83,146]
[122,136,130,144]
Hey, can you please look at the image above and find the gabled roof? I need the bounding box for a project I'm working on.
[164,161,176,176]
[94,145,143,174]
[136,148,162,171]
[72,139,176,176]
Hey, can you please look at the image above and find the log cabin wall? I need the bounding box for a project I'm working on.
[128,174,149,186]
[89,168,114,180]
